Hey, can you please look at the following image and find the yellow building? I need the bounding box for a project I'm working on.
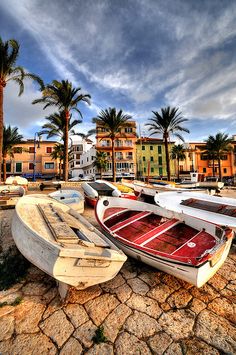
[136,138,175,178]
[96,121,137,179]
[4,140,60,180]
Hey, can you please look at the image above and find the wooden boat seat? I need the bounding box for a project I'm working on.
[135,219,179,245]
[110,211,151,232]
[172,231,216,257]
[180,198,236,217]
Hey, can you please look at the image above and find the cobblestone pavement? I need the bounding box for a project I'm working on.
[0,196,235,355]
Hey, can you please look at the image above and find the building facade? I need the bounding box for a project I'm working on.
[96,121,137,179]
[79,146,96,177]
[69,138,93,178]
[3,140,59,179]
[136,138,175,178]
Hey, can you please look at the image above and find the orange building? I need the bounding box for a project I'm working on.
[96,121,137,179]
[4,140,60,180]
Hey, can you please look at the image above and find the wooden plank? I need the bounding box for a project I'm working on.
[110,211,151,232]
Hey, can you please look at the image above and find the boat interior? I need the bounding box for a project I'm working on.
[181,198,236,217]
[88,182,115,196]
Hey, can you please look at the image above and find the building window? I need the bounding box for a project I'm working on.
[223,168,227,173]
[221,155,228,160]
[13,147,22,154]
[159,167,163,176]
[200,154,208,160]
[46,147,52,153]
[29,163,34,170]
[158,156,162,165]
[142,146,145,150]
[151,167,154,173]
[6,163,11,172]
[150,156,154,162]
[125,127,132,133]
[143,167,146,173]
[45,162,54,169]
[150,146,153,151]
[203,167,206,173]
[15,162,22,172]
[179,165,183,172]
[29,147,35,153]
[143,157,146,161]
[158,146,162,154]
[126,152,133,159]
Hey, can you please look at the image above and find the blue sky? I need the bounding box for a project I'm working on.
[1,0,236,143]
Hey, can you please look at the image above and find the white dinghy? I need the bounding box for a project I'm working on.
[11,194,127,297]
[49,189,84,213]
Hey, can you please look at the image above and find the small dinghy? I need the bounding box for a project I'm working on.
[155,191,236,229]
[12,195,127,295]
[82,180,122,207]
[49,189,84,213]
[5,175,28,186]
[0,185,25,208]
[96,197,233,287]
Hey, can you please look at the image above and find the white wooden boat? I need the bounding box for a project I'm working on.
[49,189,84,213]
[82,180,121,207]
[0,185,25,208]
[5,176,28,186]
[11,194,127,293]
[95,197,233,287]
[0,185,25,195]
[155,191,236,229]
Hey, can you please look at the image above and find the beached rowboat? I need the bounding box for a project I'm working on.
[11,194,127,293]
[96,197,233,287]
[49,189,84,213]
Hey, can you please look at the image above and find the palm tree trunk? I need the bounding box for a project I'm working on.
[177,157,180,180]
[3,154,6,182]
[0,83,4,182]
[212,158,215,176]
[218,158,222,181]
[164,133,170,180]
[63,110,69,181]
[59,159,62,179]
[111,138,116,182]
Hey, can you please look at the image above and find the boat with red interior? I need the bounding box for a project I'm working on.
[95,197,234,287]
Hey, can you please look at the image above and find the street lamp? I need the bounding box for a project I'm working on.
[33,132,41,182]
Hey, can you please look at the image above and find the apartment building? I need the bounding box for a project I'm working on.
[80,146,96,177]
[136,138,175,178]
[69,138,93,177]
[96,121,137,179]
[3,140,59,179]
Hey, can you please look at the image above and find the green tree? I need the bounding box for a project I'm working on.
[33,80,90,181]
[145,107,189,180]
[50,143,64,179]
[170,144,186,180]
[2,125,23,181]
[94,151,108,179]
[93,108,132,182]
[0,37,44,181]
[204,133,232,181]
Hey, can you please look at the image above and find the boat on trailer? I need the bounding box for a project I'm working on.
[95,197,233,287]
[155,191,236,229]
[11,194,127,296]
[49,189,84,213]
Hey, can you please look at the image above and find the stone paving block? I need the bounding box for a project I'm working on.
[148,331,172,354]
[42,295,62,320]
[40,309,74,348]
[190,298,206,314]
[158,309,195,340]
[124,310,161,338]
[111,283,132,303]
[120,261,138,280]
[181,338,220,355]
[161,274,182,290]
[195,309,236,354]
[85,343,114,354]
[220,287,236,303]
[217,261,236,281]
[115,331,152,354]
[101,274,125,292]
[64,303,89,328]
[0,305,15,318]
[42,286,58,303]
[147,283,174,303]
[21,281,52,296]
[0,283,23,302]
[167,288,192,308]
[73,320,97,348]
[164,342,183,355]
[0,339,13,355]
[59,337,83,355]
[127,277,149,295]
[15,296,46,334]
[85,294,119,326]
[208,296,236,324]
[26,266,48,282]
[207,273,228,291]
[102,304,132,342]
[126,293,162,318]
[138,270,162,287]
[190,284,218,303]
[0,314,14,341]
[11,333,57,354]
[67,285,102,304]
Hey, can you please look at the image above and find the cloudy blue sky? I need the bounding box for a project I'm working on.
[1,0,236,142]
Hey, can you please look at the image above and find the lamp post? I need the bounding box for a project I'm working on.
[33,132,41,182]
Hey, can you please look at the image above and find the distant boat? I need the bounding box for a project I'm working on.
[5,176,28,186]
[96,196,233,287]
[0,185,25,208]
[12,194,127,295]
[155,191,236,229]
[82,180,122,207]
[49,189,84,213]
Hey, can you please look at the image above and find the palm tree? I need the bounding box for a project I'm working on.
[50,143,64,179]
[204,133,232,181]
[0,37,44,181]
[145,107,189,181]
[2,125,23,181]
[94,151,108,179]
[170,144,186,180]
[93,107,132,182]
[32,80,91,181]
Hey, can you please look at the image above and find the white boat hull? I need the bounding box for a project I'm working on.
[49,189,84,213]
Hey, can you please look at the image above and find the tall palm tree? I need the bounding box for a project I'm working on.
[0,37,44,181]
[93,107,132,182]
[145,107,189,181]
[2,125,23,181]
[50,143,64,179]
[204,133,232,181]
[94,151,108,179]
[32,80,91,181]
[170,144,186,180]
